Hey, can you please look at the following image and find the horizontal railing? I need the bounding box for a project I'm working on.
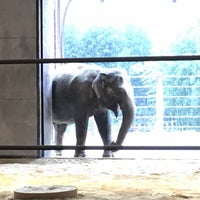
[0,145,200,151]
[0,55,200,65]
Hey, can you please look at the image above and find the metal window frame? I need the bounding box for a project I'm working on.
[0,55,200,153]
[0,55,200,65]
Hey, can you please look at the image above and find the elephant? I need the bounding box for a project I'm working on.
[52,63,135,157]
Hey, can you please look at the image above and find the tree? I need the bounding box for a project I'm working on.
[120,25,152,57]
[63,25,83,58]
[171,20,200,55]
[63,24,152,68]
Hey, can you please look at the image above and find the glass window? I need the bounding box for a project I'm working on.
[44,0,200,58]
[42,0,200,158]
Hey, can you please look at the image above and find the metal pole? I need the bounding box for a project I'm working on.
[0,145,200,151]
[0,55,200,65]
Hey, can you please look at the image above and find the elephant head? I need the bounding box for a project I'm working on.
[92,69,135,147]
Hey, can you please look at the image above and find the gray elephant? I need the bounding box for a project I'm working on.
[52,64,135,157]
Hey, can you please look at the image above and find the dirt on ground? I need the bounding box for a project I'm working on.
[1,156,200,200]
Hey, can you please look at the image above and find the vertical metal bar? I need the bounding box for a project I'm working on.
[36,0,44,157]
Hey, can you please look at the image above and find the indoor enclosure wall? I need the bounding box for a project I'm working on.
[0,0,39,157]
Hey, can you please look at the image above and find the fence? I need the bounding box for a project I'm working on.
[133,74,200,133]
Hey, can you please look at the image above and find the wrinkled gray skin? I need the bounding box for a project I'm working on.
[52,64,134,157]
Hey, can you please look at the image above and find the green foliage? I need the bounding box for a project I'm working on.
[63,25,82,58]
[120,25,152,56]
[64,25,152,57]
[64,24,152,68]
[171,21,200,55]
[80,27,121,57]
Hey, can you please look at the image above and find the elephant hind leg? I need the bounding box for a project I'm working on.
[54,123,67,156]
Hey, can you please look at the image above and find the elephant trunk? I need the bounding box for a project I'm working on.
[115,91,134,146]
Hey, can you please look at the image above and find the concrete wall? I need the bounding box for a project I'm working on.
[0,0,39,157]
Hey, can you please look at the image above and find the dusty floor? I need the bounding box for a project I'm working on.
[0,154,200,200]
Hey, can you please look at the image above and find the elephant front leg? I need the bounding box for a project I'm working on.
[94,110,113,157]
[74,116,89,157]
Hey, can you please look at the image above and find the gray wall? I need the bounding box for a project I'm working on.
[0,0,39,157]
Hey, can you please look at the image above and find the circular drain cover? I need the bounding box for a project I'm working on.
[14,185,77,199]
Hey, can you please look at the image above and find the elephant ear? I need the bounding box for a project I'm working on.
[92,73,106,99]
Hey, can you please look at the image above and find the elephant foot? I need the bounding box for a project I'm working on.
[74,150,86,157]
[102,150,114,158]
[110,141,121,152]
[56,150,62,156]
